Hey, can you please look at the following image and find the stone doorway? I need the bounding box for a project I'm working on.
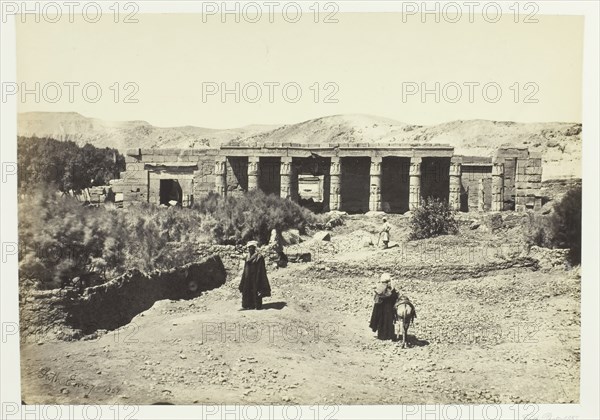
[159,179,182,206]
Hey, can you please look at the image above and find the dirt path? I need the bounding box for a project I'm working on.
[21,253,580,405]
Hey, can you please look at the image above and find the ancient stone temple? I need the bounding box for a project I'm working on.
[112,143,542,213]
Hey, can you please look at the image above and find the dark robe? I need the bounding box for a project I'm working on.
[369,288,399,340]
[238,252,271,309]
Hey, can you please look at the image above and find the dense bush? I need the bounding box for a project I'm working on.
[19,187,322,289]
[526,185,581,265]
[409,197,458,240]
[194,190,321,244]
[19,188,127,288]
[19,188,211,289]
[18,137,125,192]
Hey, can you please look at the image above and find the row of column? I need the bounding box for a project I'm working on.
[366,156,421,212]
[216,156,298,199]
[214,156,505,212]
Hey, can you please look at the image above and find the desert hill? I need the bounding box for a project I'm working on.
[17,112,277,151]
[18,112,581,179]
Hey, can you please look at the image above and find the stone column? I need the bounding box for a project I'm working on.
[409,157,422,210]
[329,157,341,211]
[491,159,504,212]
[449,160,461,211]
[247,156,260,191]
[478,178,485,212]
[214,156,227,197]
[280,156,293,199]
[290,165,299,202]
[369,157,382,212]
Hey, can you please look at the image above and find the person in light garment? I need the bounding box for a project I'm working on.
[379,217,391,249]
[238,240,271,310]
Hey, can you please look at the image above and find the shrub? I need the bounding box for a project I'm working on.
[525,185,581,265]
[19,188,211,288]
[18,188,127,288]
[193,190,320,244]
[409,197,458,240]
[19,186,324,288]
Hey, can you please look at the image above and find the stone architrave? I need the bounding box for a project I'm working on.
[247,156,260,191]
[369,157,382,212]
[409,157,422,210]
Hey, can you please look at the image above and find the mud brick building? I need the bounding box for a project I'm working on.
[112,144,542,213]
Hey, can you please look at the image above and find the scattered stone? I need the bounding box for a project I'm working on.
[282,229,301,245]
[313,231,331,242]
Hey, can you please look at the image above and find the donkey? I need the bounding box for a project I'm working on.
[395,296,417,348]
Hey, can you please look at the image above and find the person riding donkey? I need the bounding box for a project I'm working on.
[369,273,417,346]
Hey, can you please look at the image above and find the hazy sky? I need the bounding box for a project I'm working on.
[16,12,583,128]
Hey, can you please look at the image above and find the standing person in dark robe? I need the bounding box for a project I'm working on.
[239,240,271,310]
[369,273,399,340]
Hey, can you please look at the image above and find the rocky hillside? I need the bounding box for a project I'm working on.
[17,112,276,151]
[18,112,581,179]
[241,115,581,180]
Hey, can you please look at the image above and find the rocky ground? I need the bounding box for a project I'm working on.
[20,213,580,405]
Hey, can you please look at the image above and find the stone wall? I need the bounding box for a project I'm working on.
[515,155,543,211]
[116,148,219,207]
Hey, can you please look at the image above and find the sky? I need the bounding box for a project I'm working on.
[16,11,583,128]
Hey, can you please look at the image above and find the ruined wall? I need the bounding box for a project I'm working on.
[117,149,217,206]
[515,155,543,211]
[194,157,217,199]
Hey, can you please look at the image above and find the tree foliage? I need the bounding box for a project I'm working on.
[17,136,125,192]
[409,197,458,240]
[19,187,321,289]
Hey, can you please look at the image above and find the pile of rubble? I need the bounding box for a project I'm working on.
[526,245,570,269]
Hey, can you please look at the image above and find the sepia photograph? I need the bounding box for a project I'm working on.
[1,1,598,419]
